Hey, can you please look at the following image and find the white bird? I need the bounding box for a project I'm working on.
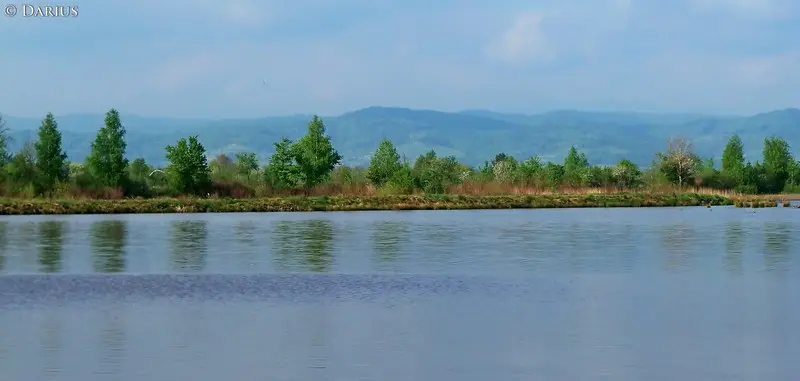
[149,169,165,176]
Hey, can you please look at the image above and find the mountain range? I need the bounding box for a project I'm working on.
[2,106,799,168]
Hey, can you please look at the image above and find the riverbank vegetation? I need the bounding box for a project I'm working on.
[0,193,734,215]
[0,110,798,204]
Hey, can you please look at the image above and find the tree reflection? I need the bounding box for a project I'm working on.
[272,220,334,272]
[372,221,409,265]
[763,222,791,273]
[301,220,334,272]
[170,220,208,272]
[0,222,8,271]
[659,223,696,272]
[97,307,127,377]
[91,220,128,273]
[233,220,260,271]
[38,221,65,273]
[38,307,64,378]
[723,222,744,274]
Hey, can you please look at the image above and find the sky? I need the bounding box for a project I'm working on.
[1,0,799,118]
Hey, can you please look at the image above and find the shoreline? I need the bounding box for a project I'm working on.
[0,193,763,215]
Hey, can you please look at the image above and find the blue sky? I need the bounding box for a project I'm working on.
[1,0,799,118]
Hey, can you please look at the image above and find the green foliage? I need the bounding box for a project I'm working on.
[384,162,414,194]
[761,136,793,193]
[721,135,745,180]
[517,156,543,179]
[293,116,342,188]
[210,154,235,177]
[235,152,259,179]
[492,154,518,183]
[86,109,129,189]
[563,146,589,187]
[264,137,300,189]
[657,137,700,187]
[1,108,799,199]
[612,159,641,188]
[367,138,402,187]
[34,113,68,194]
[126,158,153,197]
[165,135,211,195]
[412,150,461,193]
[544,162,565,188]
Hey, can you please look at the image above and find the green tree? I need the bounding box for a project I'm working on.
[517,156,543,184]
[721,135,745,179]
[165,135,211,195]
[492,155,518,182]
[543,162,565,188]
[412,150,461,193]
[657,137,699,187]
[126,158,152,197]
[234,152,259,179]
[209,153,235,177]
[6,142,38,193]
[293,116,342,189]
[264,137,300,188]
[86,109,129,188]
[384,162,414,194]
[761,136,792,193]
[366,139,402,187]
[127,158,151,179]
[34,113,68,194]
[612,159,641,188]
[563,146,589,187]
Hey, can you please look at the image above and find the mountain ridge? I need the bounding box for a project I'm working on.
[1,106,798,168]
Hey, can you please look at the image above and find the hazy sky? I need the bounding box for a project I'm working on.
[1,0,798,118]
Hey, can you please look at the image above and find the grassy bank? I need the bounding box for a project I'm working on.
[0,193,736,215]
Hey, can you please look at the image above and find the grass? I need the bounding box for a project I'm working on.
[0,192,739,215]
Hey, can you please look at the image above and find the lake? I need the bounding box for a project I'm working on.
[0,207,798,380]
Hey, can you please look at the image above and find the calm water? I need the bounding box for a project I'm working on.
[0,207,798,380]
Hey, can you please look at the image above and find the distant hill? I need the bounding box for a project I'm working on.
[2,106,799,167]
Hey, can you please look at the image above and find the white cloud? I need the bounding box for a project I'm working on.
[686,0,794,18]
[485,12,549,64]
[731,51,800,87]
[1,0,798,117]
[223,1,270,26]
[151,54,223,92]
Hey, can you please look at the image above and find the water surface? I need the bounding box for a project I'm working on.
[0,207,798,380]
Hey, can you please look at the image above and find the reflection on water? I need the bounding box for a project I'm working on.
[660,223,697,272]
[372,221,409,269]
[232,221,260,272]
[724,222,745,274]
[0,221,7,271]
[38,309,63,380]
[0,208,799,380]
[91,220,127,273]
[303,220,334,273]
[170,220,208,273]
[97,307,127,378]
[0,208,796,275]
[273,220,335,273]
[38,221,65,273]
[764,222,791,273]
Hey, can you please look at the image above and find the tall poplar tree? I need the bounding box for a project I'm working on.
[293,116,342,189]
[86,108,129,188]
[34,112,68,193]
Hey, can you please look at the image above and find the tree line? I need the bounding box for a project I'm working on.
[0,110,797,199]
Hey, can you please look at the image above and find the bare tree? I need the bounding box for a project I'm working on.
[0,114,11,166]
[658,136,699,187]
